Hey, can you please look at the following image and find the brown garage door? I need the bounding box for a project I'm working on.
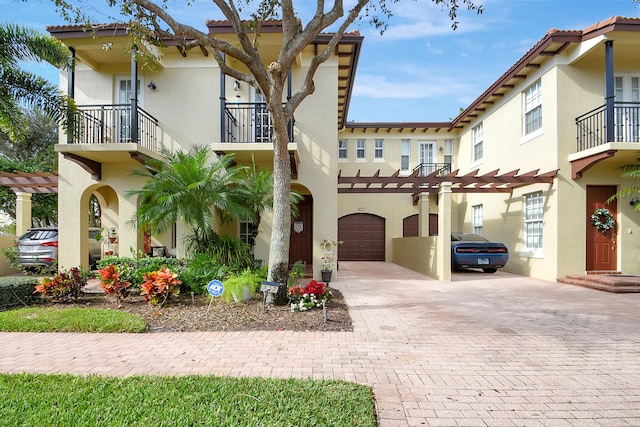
[338,213,385,261]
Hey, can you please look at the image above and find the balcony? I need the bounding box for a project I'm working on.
[571,102,640,179]
[222,102,294,143]
[56,104,160,180]
[215,102,298,177]
[576,102,640,150]
[413,163,452,177]
[71,104,159,150]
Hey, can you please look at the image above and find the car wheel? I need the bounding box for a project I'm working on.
[482,268,497,273]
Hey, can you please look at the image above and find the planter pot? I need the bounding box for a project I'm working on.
[232,285,253,303]
[321,270,333,283]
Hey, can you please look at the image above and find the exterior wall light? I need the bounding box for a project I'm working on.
[147,81,157,90]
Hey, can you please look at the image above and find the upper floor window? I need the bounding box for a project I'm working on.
[472,122,483,163]
[338,139,348,159]
[472,204,483,236]
[524,80,542,135]
[374,139,384,160]
[524,191,543,250]
[401,139,410,172]
[356,139,366,160]
[443,139,453,171]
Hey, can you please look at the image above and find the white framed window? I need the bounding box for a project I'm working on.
[338,139,348,160]
[356,139,366,161]
[524,80,542,136]
[472,122,483,163]
[524,191,543,250]
[374,139,384,161]
[239,221,256,245]
[443,139,453,172]
[401,139,410,172]
[472,204,483,235]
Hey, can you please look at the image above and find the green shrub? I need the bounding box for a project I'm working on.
[0,276,39,310]
[221,267,267,303]
[179,253,230,295]
[186,230,253,269]
[288,260,306,287]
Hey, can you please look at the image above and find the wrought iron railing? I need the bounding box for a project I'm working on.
[223,102,294,143]
[576,102,640,151]
[413,163,452,177]
[71,104,159,152]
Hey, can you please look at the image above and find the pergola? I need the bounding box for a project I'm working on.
[337,167,559,281]
[338,168,559,194]
[0,171,58,235]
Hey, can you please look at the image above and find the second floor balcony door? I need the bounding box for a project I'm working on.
[116,77,143,143]
[252,90,272,142]
[418,142,435,175]
[614,74,640,142]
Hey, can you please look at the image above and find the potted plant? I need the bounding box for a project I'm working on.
[320,239,338,283]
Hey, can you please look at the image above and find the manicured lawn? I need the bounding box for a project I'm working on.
[0,373,376,426]
[0,307,146,332]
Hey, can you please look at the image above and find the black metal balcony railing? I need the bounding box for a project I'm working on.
[71,104,158,152]
[223,102,294,143]
[576,102,640,151]
[413,163,452,177]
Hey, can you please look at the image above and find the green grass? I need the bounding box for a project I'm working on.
[0,307,147,333]
[0,373,376,426]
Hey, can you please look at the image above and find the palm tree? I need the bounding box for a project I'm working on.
[0,23,74,141]
[126,145,250,250]
[608,159,640,211]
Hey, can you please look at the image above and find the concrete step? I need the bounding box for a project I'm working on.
[557,274,640,293]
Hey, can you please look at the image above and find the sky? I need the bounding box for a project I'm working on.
[3,0,640,123]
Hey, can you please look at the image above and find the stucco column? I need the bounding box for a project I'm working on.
[437,182,452,282]
[15,192,32,236]
[418,192,430,237]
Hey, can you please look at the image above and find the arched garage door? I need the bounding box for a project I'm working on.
[338,213,385,261]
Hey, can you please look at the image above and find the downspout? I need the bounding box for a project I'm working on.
[66,47,75,144]
[220,53,226,142]
[130,46,139,142]
[605,40,614,143]
[287,69,292,141]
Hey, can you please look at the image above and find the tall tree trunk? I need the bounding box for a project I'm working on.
[267,93,292,289]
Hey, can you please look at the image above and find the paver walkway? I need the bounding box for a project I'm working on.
[2,261,640,426]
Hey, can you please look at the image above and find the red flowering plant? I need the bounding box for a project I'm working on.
[34,267,89,303]
[140,267,181,307]
[287,279,332,312]
[98,264,131,308]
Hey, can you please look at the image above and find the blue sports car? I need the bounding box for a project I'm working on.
[451,232,509,273]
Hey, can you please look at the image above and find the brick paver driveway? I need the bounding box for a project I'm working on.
[2,261,640,426]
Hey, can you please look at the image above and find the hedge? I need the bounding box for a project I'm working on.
[0,276,39,310]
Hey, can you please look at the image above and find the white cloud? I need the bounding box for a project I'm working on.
[353,72,476,100]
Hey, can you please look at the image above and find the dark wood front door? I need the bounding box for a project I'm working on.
[289,195,313,266]
[586,185,617,271]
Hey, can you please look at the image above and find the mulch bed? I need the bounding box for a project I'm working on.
[59,287,353,333]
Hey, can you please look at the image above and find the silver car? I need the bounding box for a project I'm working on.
[15,227,102,269]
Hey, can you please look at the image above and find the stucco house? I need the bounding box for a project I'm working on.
[47,16,640,283]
